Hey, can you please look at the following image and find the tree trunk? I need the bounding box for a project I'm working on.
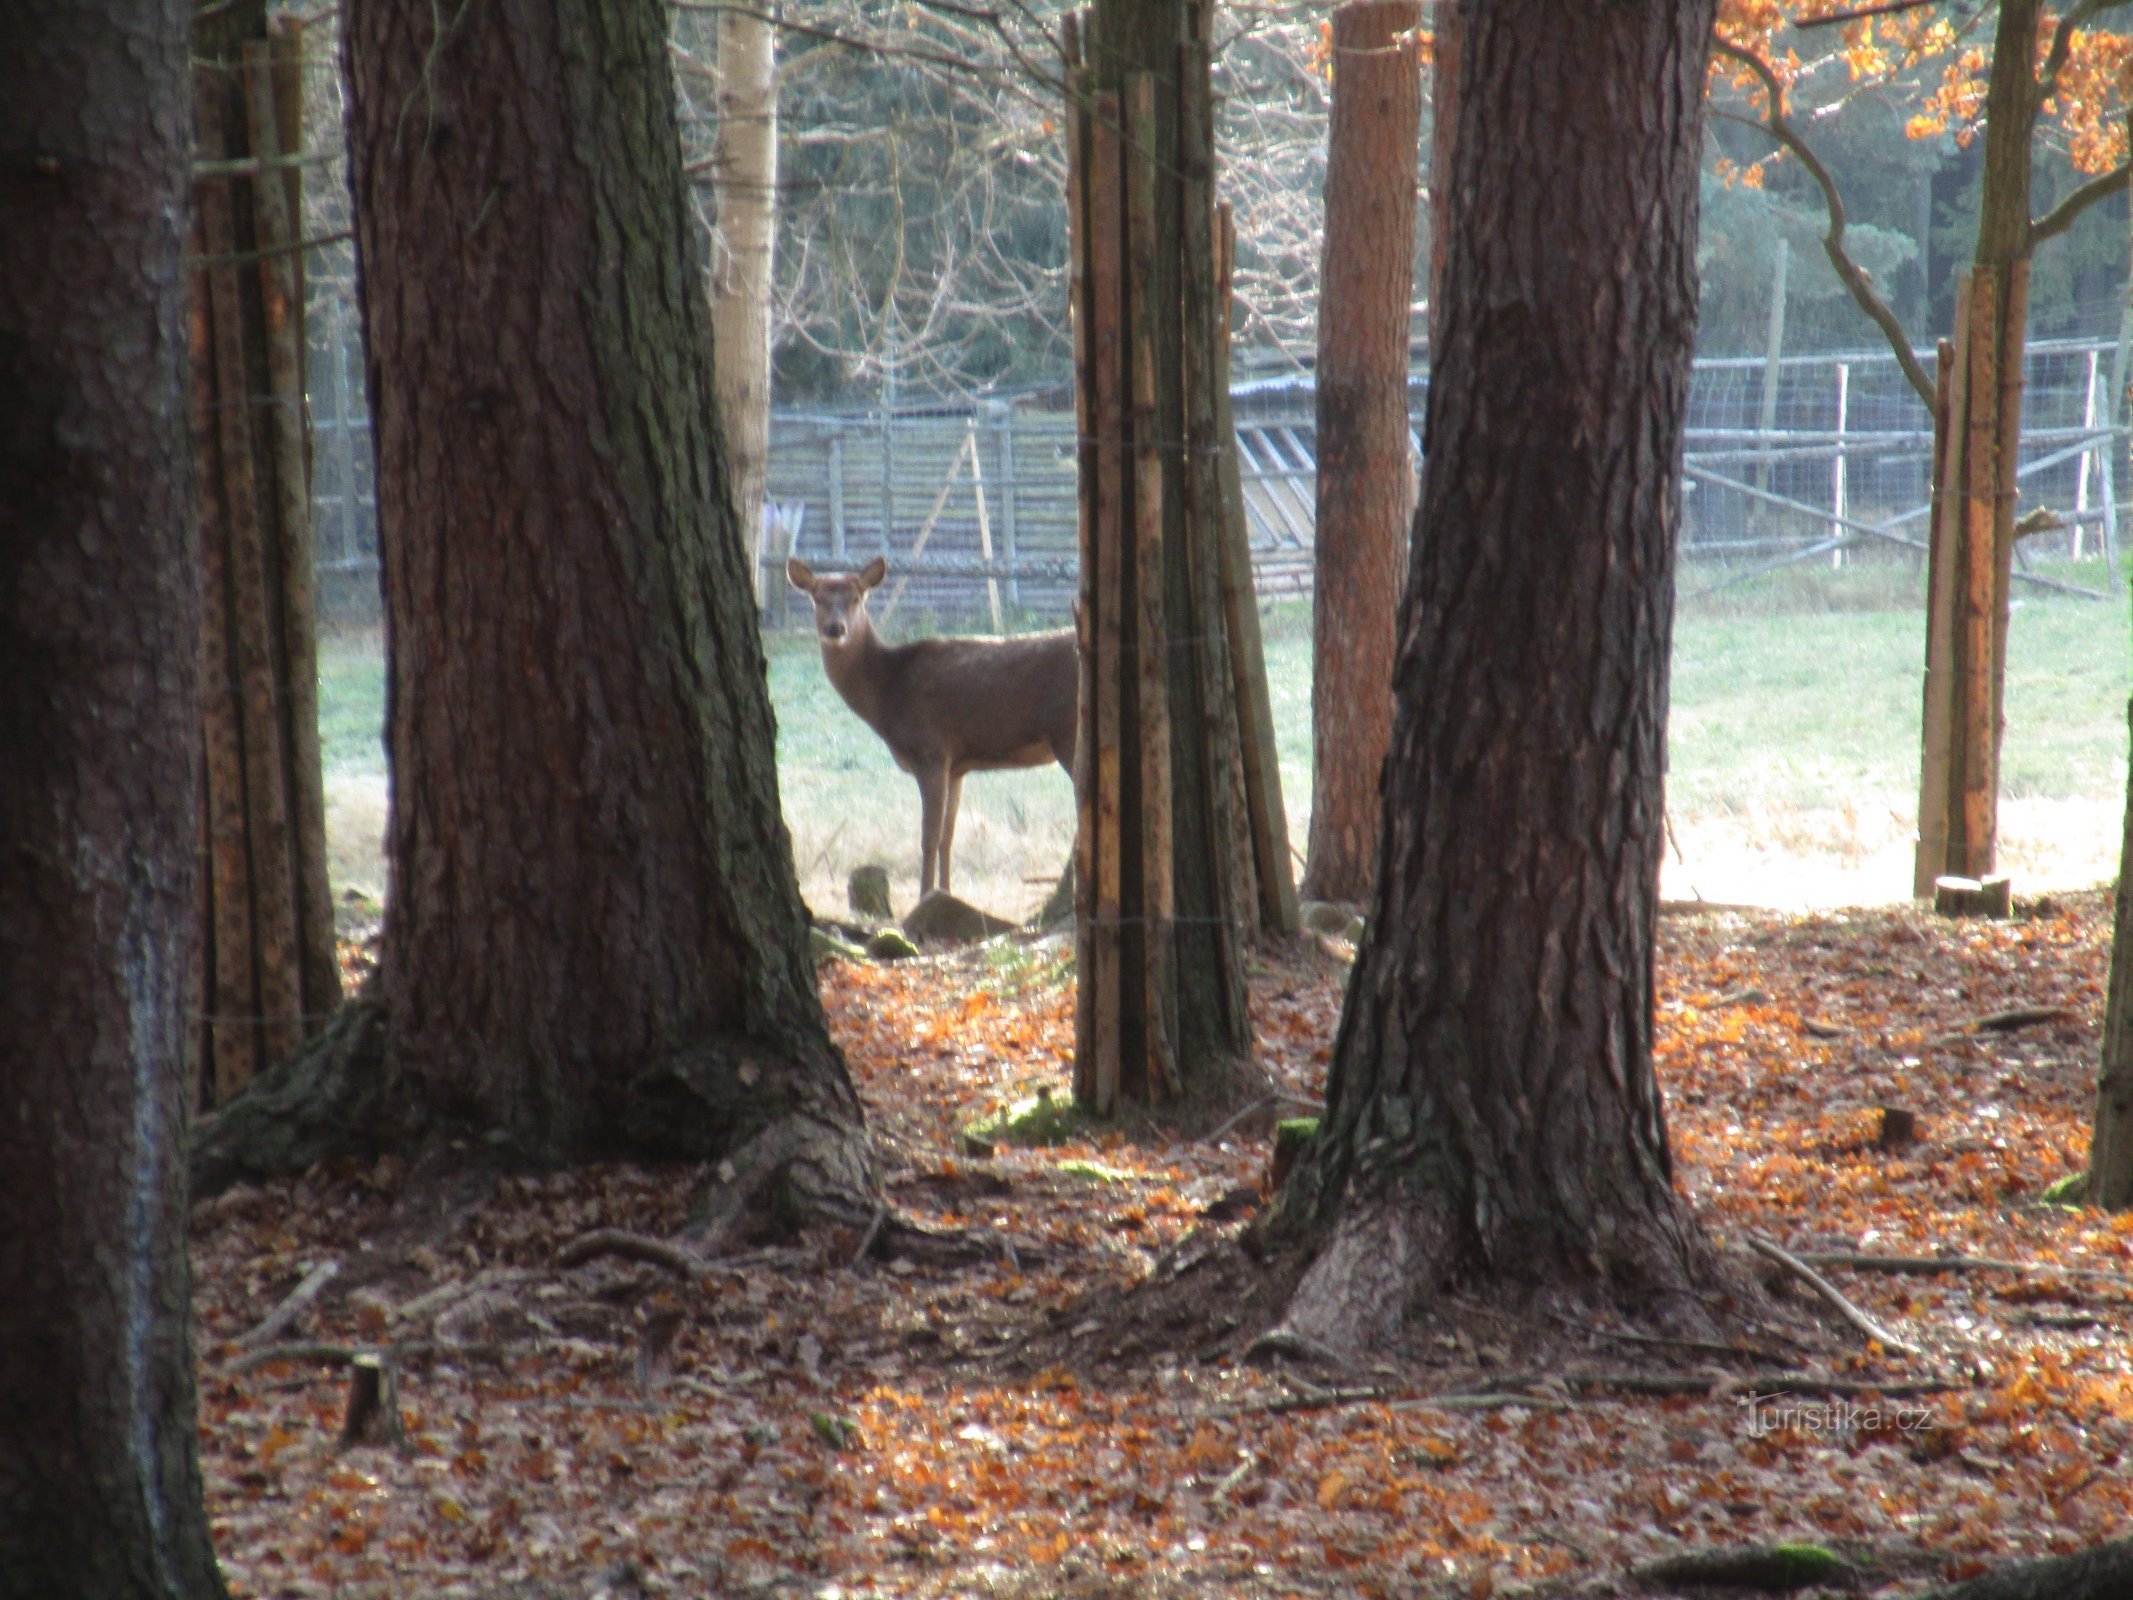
[1301,0,1419,906]
[195,0,877,1227]
[710,3,778,606]
[2089,697,2133,1207]
[1271,0,1720,1354]
[0,2,231,1593]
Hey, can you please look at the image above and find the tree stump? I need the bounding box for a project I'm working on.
[1934,873,2013,919]
[339,1352,404,1449]
[847,864,893,920]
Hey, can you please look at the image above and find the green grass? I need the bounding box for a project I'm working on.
[314,562,2133,914]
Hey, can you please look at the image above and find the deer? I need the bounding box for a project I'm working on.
[787,554,1078,900]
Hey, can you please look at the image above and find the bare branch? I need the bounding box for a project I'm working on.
[1793,0,1940,26]
[1713,36,1936,409]
[2032,158,2132,242]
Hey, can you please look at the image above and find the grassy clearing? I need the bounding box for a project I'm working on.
[315,560,2132,917]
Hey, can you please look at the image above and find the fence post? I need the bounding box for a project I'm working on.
[828,429,846,562]
[2074,348,2099,557]
[1755,238,1788,501]
[878,402,895,558]
[1830,360,1849,567]
[988,398,1021,611]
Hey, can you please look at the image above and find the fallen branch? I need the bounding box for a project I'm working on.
[223,1337,519,1375]
[557,1228,708,1278]
[236,1259,340,1349]
[1950,1004,2069,1035]
[1799,1250,2133,1295]
[1566,1369,1961,1399]
[1747,1234,1924,1357]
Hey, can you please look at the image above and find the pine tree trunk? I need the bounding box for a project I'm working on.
[710,4,778,603]
[1275,0,1720,1353]
[0,2,230,1592]
[2089,697,2133,1207]
[226,0,881,1201]
[1301,0,1420,906]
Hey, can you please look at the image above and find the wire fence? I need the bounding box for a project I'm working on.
[310,330,2133,629]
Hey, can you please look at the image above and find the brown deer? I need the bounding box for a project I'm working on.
[787,555,1078,899]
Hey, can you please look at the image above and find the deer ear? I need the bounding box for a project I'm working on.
[786,557,816,593]
[859,554,888,591]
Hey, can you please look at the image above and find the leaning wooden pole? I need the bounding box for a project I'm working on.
[1068,1,1275,1113]
[1125,72,1181,1100]
[245,32,341,1032]
[1913,336,1960,899]
[188,1,342,1107]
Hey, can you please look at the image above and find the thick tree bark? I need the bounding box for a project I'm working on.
[1301,0,1419,906]
[2089,698,2133,1207]
[1272,0,1720,1353]
[196,0,877,1225]
[0,2,230,1594]
[710,5,778,604]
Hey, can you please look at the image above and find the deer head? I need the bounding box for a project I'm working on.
[787,554,888,652]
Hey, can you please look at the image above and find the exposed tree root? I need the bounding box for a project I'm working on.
[1265,1175,1743,1363]
[190,999,390,1196]
[1914,1535,2133,1600]
[189,999,889,1254]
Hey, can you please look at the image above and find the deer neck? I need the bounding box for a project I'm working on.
[821,617,894,728]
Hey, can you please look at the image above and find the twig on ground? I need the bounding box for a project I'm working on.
[557,1228,708,1278]
[236,1259,340,1349]
[1747,1233,1925,1356]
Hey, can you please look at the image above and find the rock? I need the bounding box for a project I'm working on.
[847,864,893,920]
[864,928,920,961]
[809,926,868,963]
[1300,900,1352,936]
[902,890,1017,944]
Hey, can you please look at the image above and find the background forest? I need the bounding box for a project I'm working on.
[287,0,2133,412]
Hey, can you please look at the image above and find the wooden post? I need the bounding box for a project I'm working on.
[1211,208,1301,937]
[968,420,1005,632]
[1957,266,2000,881]
[245,36,341,1035]
[1065,22,1106,1112]
[1915,334,1961,899]
[1988,260,2030,822]
[1125,72,1179,1100]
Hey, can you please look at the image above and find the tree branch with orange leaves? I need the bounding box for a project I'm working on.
[1712,34,1937,408]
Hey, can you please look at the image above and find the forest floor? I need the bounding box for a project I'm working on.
[193,890,2133,1599]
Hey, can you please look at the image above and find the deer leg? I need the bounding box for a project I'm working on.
[917,768,946,898]
[938,772,965,895]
